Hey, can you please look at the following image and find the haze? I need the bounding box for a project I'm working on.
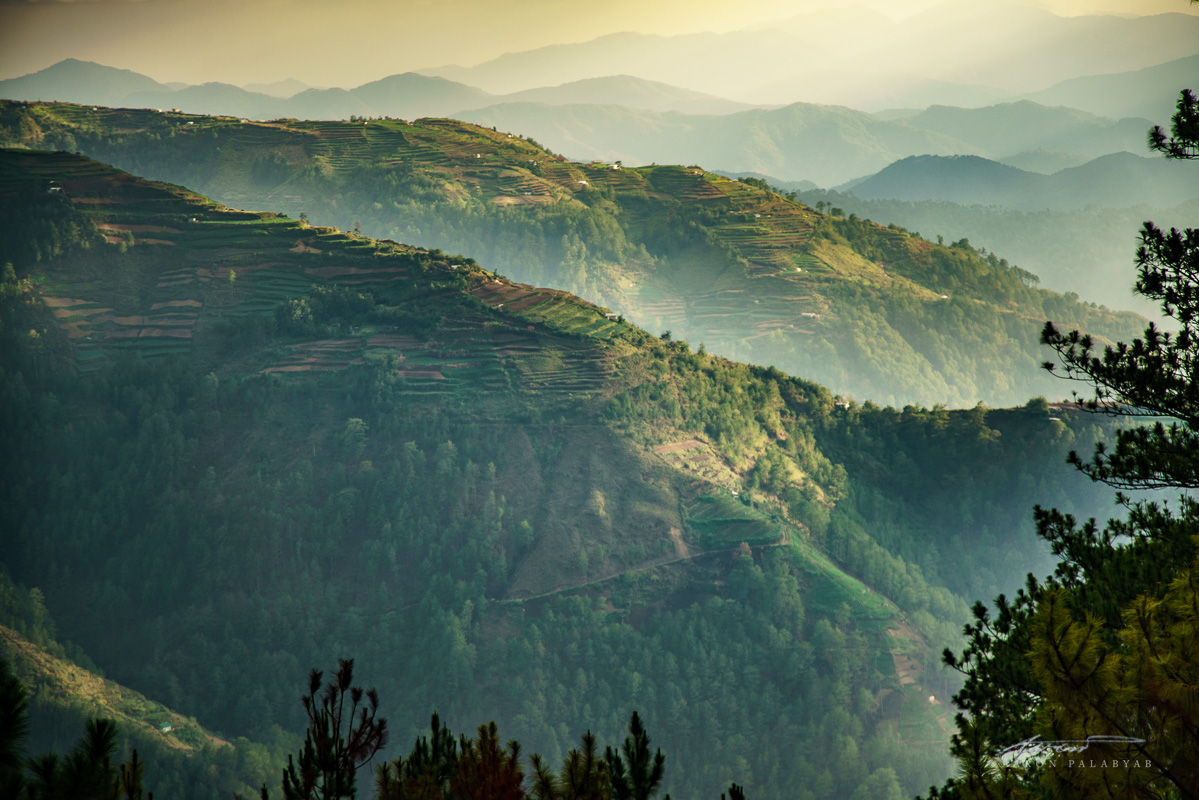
[1,0,1194,90]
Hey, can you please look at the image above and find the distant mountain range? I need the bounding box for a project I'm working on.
[0,59,760,120]
[454,100,1158,187]
[2,59,1181,191]
[902,102,1153,163]
[454,102,987,187]
[420,5,1199,107]
[1021,54,1199,122]
[843,151,1199,212]
[0,59,165,108]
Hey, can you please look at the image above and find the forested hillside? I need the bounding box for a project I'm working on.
[0,571,294,799]
[0,149,1130,799]
[0,101,1147,408]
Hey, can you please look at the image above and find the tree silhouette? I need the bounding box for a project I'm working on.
[930,82,1199,799]
[530,731,610,800]
[374,712,468,800]
[0,659,29,799]
[452,722,524,800]
[283,659,388,800]
[604,712,666,800]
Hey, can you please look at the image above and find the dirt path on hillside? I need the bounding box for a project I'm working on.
[668,526,692,559]
[499,536,786,604]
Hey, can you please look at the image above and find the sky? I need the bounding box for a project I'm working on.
[1,0,1196,88]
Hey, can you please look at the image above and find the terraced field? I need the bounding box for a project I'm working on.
[3,148,643,397]
[1,101,1150,406]
[684,493,784,550]
[0,107,846,355]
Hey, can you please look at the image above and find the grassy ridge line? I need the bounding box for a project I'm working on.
[0,622,230,753]
[0,102,1152,406]
[1,148,640,381]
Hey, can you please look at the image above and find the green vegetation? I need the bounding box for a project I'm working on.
[928,89,1199,798]
[0,149,1136,799]
[0,101,1147,407]
[0,571,293,799]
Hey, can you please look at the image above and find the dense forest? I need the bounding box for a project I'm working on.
[0,101,1146,408]
[0,147,1139,799]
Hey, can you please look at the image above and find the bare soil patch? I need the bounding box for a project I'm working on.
[504,295,550,313]
[653,439,705,455]
[305,266,405,278]
[892,654,921,685]
[668,526,692,559]
[43,297,92,308]
[151,300,202,309]
[51,306,110,319]
[97,223,180,234]
[368,334,425,349]
[491,195,555,206]
[70,197,143,205]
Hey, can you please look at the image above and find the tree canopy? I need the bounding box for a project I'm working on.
[930,85,1199,799]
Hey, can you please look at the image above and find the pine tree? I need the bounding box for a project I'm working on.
[451,722,524,800]
[928,82,1199,800]
[530,732,610,800]
[283,659,388,800]
[115,749,153,800]
[0,658,29,799]
[603,712,666,800]
[373,713,458,800]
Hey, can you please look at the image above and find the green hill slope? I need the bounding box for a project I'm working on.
[0,149,1123,799]
[0,570,291,799]
[0,101,1146,408]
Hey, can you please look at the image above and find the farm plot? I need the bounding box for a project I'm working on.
[789,532,895,633]
[262,339,364,373]
[642,166,729,204]
[356,324,521,395]
[684,493,783,551]
[42,285,200,367]
[302,122,375,171]
[508,345,610,396]
[469,280,622,344]
[652,439,739,486]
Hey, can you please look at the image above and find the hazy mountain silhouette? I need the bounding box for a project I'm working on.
[242,78,310,98]
[351,72,493,118]
[124,82,282,118]
[503,75,758,114]
[456,101,984,186]
[0,58,168,106]
[903,101,1153,160]
[1022,54,1199,122]
[421,6,1199,104]
[845,152,1199,211]
[0,60,755,121]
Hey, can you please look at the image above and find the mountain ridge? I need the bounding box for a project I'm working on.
[0,101,1149,410]
[0,146,1128,799]
[845,150,1199,211]
[0,60,765,121]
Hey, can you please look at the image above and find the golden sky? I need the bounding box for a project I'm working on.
[0,0,1195,87]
